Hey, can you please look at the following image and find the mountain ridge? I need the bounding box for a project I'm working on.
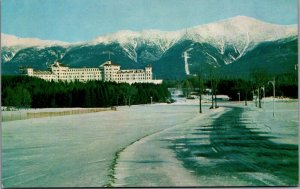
[1,16,298,79]
[1,33,70,47]
[2,16,297,47]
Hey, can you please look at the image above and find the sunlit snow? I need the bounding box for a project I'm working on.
[2,98,298,187]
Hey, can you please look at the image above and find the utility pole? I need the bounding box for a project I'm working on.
[268,77,276,117]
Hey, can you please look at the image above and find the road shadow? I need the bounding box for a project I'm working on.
[169,107,298,186]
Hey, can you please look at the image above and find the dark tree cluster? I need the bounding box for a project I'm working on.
[164,72,298,102]
[1,76,171,109]
[212,76,297,101]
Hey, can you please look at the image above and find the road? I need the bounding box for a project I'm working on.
[113,105,298,187]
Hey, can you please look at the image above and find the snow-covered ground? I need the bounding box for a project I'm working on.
[244,99,298,145]
[2,102,214,187]
[2,98,298,187]
[114,100,298,187]
[113,106,228,187]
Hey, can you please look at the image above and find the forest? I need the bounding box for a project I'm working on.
[1,76,171,109]
[2,70,297,109]
[165,71,298,101]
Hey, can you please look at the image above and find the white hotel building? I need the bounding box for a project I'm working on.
[26,61,162,84]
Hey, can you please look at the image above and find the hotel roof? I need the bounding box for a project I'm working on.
[52,62,67,67]
[100,60,120,67]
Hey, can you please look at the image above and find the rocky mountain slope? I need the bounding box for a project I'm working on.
[1,16,298,79]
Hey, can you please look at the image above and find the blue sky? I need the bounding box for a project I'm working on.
[2,0,298,42]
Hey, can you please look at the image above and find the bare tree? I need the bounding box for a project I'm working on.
[182,80,192,98]
[251,70,269,108]
[209,66,218,109]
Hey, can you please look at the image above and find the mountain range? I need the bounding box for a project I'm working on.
[1,16,298,79]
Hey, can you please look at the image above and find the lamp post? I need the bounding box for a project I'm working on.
[268,77,276,117]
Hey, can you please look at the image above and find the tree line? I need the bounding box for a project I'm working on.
[2,76,171,109]
[165,71,298,103]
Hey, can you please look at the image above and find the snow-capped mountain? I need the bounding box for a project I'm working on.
[187,16,296,46]
[88,16,296,63]
[90,29,182,62]
[1,16,298,78]
[91,16,297,45]
[1,33,69,47]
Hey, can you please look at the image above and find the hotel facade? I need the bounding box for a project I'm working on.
[26,61,162,84]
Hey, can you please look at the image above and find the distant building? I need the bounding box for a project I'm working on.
[99,60,162,84]
[26,61,162,84]
[26,62,101,82]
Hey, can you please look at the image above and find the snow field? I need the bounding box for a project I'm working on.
[114,106,226,186]
[2,104,210,187]
[113,100,298,186]
[2,99,298,187]
[241,100,298,145]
